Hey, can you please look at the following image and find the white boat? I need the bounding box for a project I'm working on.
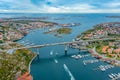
[77,54,82,58]
[54,59,58,63]
[71,54,82,59]
[99,66,106,71]
[101,68,106,71]
[111,74,116,78]
[74,56,79,59]
[50,51,53,55]
[108,74,114,79]
[83,62,86,65]
[71,55,76,58]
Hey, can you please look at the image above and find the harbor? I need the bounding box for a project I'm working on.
[94,64,114,72]
[108,73,120,80]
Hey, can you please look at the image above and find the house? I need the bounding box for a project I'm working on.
[117,54,120,58]
[102,46,109,54]
[114,48,120,54]
[108,53,115,57]
[17,72,33,80]
[0,32,3,41]
[107,48,113,54]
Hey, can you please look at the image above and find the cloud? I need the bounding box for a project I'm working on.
[99,0,120,9]
[105,2,120,8]
[0,0,120,13]
[42,3,96,13]
[43,3,120,13]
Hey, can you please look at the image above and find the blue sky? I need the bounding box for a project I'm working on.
[0,0,120,13]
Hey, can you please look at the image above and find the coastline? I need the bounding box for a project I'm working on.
[28,54,37,73]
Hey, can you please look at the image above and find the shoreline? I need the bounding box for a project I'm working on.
[28,54,37,74]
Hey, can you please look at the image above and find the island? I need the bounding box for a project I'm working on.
[56,27,72,34]
[43,27,72,37]
[42,22,80,37]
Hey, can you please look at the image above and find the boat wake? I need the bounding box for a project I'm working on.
[63,64,75,80]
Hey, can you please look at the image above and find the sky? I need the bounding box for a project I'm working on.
[0,0,120,13]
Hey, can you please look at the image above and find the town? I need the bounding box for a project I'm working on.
[0,17,58,42]
[0,17,58,80]
[71,22,120,66]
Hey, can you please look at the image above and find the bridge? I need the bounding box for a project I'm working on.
[3,38,118,57]
[13,38,117,50]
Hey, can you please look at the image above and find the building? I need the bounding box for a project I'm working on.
[0,32,3,41]
[102,46,109,54]
[17,72,33,80]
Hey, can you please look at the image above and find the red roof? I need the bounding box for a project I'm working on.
[17,72,32,80]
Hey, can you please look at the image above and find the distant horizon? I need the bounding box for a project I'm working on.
[0,12,120,14]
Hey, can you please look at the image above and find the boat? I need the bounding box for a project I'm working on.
[101,68,106,71]
[71,54,82,59]
[71,55,76,58]
[50,51,53,55]
[54,59,58,63]
[99,65,106,71]
[77,54,82,58]
[83,62,86,65]
[111,73,116,78]
[108,74,114,79]
[74,56,79,60]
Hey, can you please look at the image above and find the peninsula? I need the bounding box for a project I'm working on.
[0,17,58,80]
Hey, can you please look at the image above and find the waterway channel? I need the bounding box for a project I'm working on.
[11,13,120,80]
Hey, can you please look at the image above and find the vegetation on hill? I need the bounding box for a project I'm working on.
[0,43,35,80]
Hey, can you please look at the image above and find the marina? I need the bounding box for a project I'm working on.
[83,60,99,65]
[71,54,90,60]
[71,54,82,59]
[95,65,115,72]
[108,73,120,80]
